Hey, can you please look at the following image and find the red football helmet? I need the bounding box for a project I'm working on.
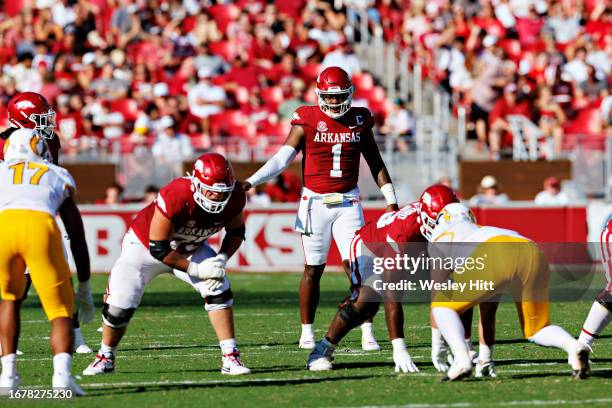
[190,153,236,213]
[417,184,460,240]
[7,92,56,139]
[315,66,354,118]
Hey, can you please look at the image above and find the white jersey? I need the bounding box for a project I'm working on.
[0,159,76,216]
[430,221,526,260]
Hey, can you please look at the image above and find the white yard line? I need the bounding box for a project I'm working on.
[349,398,612,408]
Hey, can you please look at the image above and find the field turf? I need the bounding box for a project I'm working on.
[9,272,612,407]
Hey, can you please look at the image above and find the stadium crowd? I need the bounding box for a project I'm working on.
[0,0,610,167]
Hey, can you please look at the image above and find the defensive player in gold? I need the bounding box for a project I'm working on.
[427,203,590,381]
[0,129,94,395]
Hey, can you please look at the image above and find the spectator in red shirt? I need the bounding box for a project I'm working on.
[488,83,532,160]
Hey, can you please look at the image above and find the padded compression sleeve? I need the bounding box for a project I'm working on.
[246,145,297,187]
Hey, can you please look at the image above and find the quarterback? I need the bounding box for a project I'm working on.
[84,153,251,376]
[307,185,459,372]
[428,203,590,380]
[0,91,94,355]
[0,129,93,395]
[244,66,398,350]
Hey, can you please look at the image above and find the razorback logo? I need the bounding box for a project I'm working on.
[15,100,36,110]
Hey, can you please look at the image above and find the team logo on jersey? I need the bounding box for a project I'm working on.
[292,111,301,121]
[317,121,328,132]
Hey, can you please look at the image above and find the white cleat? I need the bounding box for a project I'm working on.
[52,374,85,396]
[75,345,93,354]
[221,350,251,375]
[361,337,381,351]
[307,340,335,371]
[299,334,316,350]
[442,359,472,381]
[475,360,497,378]
[97,326,103,333]
[83,354,115,376]
[0,374,20,396]
[570,342,591,380]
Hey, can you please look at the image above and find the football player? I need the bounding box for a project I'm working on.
[243,67,398,350]
[576,218,612,365]
[427,203,590,380]
[83,153,251,376]
[0,129,93,395]
[0,92,94,355]
[307,185,459,372]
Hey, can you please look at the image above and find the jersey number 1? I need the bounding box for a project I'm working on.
[330,143,342,178]
[9,161,49,185]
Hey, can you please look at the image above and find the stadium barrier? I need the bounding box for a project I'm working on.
[58,202,602,273]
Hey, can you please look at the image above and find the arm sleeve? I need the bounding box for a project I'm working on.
[246,145,298,187]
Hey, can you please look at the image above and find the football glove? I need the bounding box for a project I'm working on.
[431,339,452,373]
[202,278,224,292]
[75,280,95,325]
[188,255,227,280]
[393,349,419,373]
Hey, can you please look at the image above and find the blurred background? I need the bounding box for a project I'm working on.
[1,0,610,270]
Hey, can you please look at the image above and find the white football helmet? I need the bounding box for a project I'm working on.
[3,128,51,162]
[435,203,476,230]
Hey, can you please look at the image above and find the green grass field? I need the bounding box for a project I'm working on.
[10,272,612,407]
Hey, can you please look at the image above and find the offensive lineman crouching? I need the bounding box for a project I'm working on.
[84,153,250,376]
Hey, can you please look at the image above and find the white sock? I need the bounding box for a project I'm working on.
[52,353,72,377]
[220,338,237,355]
[100,342,116,357]
[1,353,17,378]
[432,307,471,364]
[431,327,444,347]
[391,338,407,352]
[578,302,611,347]
[361,322,374,338]
[528,325,577,354]
[301,324,314,338]
[478,343,493,362]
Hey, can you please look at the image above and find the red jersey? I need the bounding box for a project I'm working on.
[290,105,375,194]
[357,202,425,255]
[130,177,246,254]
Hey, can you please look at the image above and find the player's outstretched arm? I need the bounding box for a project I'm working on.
[59,196,91,284]
[148,207,225,281]
[59,195,95,324]
[242,125,304,191]
[361,128,398,212]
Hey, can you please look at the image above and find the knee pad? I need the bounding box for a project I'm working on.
[596,289,612,311]
[102,303,135,328]
[205,289,233,312]
[338,300,376,329]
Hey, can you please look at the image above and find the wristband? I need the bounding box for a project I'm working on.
[381,183,398,205]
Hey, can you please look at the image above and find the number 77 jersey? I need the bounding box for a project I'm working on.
[291,105,375,194]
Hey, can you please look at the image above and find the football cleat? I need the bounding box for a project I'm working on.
[475,360,497,378]
[83,354,115,376]
[74,331,93,354]
[570,342,591,380]
[361,336,381,351]
[0,374,20,396]
[52,374,85,396]
[307,340,335,371]
[221,350,251,375]
[299,333,316,350]
[442,359,472,382]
